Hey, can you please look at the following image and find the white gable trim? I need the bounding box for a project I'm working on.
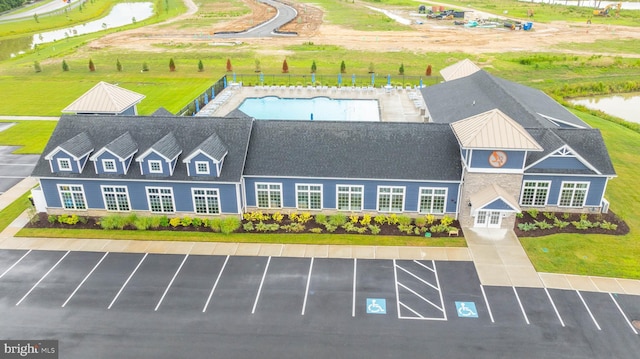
[182,149,228,164]
[45,147,77,161]
[538,113,586,129]
[524,144,601,175]
[136,148,172,163]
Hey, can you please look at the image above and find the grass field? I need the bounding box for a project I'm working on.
[0,192,31,233]
[0,120,57,153]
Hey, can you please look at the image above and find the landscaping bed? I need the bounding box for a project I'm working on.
[27,212,462,238]
[514,209,628,237]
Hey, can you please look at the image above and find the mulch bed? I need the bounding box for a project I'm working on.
[514,211,629,237]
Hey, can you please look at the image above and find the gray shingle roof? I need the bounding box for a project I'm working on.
[103,131,137,159]
[146,132,182,161]
[46,131,93,159]
[244,120,462,181]
[151,107,174,117]
[421,70,588,129]
[32,115,253,182]
[187,132,227,162]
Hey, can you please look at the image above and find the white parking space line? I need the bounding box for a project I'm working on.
[609,293,638,335]
[352,258,357,318]
[393,259,401,318]
[202,255,229,313]
[480,285,495,323]
[394,260,446,320]
[399,301,424,319]
[512,287,530,325]
[16,251,70,306]
[251,256,271,314]
[0,250,32,280]
[396,265,439,291]
[301,257,314,315]
[397,282,444,312]
[576,290,601,331]
[433,261,446,321]
[108,253,148,310]
[544,288,565,327]
[154,254,189,312]
[62,252,109,308]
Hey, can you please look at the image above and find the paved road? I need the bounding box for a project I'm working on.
[215,0,297,38]
[0,249,638,358]
[0,0,82,21]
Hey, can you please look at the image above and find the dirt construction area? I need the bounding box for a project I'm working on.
[90,0,640,56]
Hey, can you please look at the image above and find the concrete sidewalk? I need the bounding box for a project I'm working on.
[1,178,639,296]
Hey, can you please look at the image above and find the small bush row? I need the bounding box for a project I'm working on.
[517,213,617,232]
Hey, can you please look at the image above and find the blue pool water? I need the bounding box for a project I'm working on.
[238,96,380,121]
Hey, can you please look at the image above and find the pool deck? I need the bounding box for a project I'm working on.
[196,84,427,123]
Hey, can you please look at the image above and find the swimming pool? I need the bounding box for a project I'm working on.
[238,96,380,121]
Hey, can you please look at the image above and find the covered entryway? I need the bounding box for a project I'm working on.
[469,184,520,229]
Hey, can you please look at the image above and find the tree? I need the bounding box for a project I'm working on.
[89,59,95,72]
[340,60,346,74]
[226,58,232,72]
[311,60,317,73]
[33,13,38,23]
[142,62,149,72]
[198,59,204,72]
[426,64,432,76]
[399,63,404,75]
[282,59,289,73]
[368,62,375,74]
[116,58,122,72]
[169,58,176,72]
[62,60,69,72]
[254,59,261,73]
[33,61,42,73]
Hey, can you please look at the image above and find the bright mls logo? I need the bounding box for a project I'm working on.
[1,340,58,358]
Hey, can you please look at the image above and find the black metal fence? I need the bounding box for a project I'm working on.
[177,76,227,116]
[225,73,442,88]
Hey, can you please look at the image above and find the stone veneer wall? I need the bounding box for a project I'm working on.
[458,171,524,229]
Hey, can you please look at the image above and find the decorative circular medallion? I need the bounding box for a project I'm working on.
[489,151,507,168]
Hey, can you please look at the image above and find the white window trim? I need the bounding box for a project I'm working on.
[148,160,163,174]
[145,186,176,213]
[376,186,405,213]
[195,161,210,175]
[519,180,551,207]
[57,158,72,171]
[191,188,221,214]
[557,181,590,208]
[418,187,448,214]
[295,184,323,210]
[57,184,87,210]
[336,185,364,212]
[100,185,131,212]
[102,159,117,173]
[255,182,283,209]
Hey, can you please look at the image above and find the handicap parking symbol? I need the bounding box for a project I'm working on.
[455,301,478,318]
[366,298,387,314]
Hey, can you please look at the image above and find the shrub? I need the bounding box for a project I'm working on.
[169,217,181,227]
[142,62,149,72]
[62,60,69,71]
[440,215,454,227]
[517,222,538,232]
[600,220,618,231]
[297,212,312,224]
[349,214,359,224]
[516,212,524,219]
[397,215,412,226]
[562,213,571,220]
[323,223,338,232]
[116,58,122,72]
[398,224,415,234]
[288,212,298,222]
[368,224,381,235]
[571,219,594,230]
[169,58,176,72]
[89,59,95,72]
[374,215,386,225]
[192,217,203,227]
[414,216,426,227]
[100,215,127,230]
[553,217,570,229]
[429,224,449,233]
[159,216,170,227]
[543,212,555,220]
[342,222,359,233]
[527,209,539,219]
[282,223,306,232]
[328,213,347,226]
[414,227,422,235]
[359,214,371,226]
[314,213,327,224]
[272,212,284,223]
[282,59,289,73]
[180,216,192,227]
[255,221,279,232]
[78,216,88,224]
[48,215,57,224]
[134,216,154,230]
[34,61,42,73]
[243,222,255,231]
[221,217,241,234]
[425,214,436,225]
[309,227,323,234]
[387,214,399,225]
[198,59,204,72]
[57,214,79,225]
[207,218,223,232]
[534,220,553,230]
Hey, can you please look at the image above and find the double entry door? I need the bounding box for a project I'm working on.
[474,210,502,228]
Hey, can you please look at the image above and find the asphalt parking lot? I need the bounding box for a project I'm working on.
[0,249,638,358]
[0,122,40,194]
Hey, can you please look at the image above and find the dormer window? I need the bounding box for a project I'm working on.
[58,158,71,171]
[102,159,117,172]
[149,160,162,174]
[195,161,210,175]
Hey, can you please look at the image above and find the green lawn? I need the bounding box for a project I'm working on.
[0,192,31,233]
[16,228,467,247]
[0,120,57,153]
[520,109,640,279]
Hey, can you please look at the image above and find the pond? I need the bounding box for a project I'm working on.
[569,92,640,124]
[0,2,153,61]
[519,0,640,10]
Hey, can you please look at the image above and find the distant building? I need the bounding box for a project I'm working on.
[61,81,145,116]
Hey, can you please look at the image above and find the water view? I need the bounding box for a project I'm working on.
[570,92,640,124]
[239,97,381,122]
[520,1,640,10]
[0,3,153,60]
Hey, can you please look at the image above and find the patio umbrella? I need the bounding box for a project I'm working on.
[371,73,375,86]
[352,74,356,86]
[223,77,227,88]
[233,72,236,83]
[338,73,342,86]
[204,92,208,105]
[260,73,264,85]
[387,74,391,85]
[419,77,423,88]
[312,73,316,85]
[195,99,200,114]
